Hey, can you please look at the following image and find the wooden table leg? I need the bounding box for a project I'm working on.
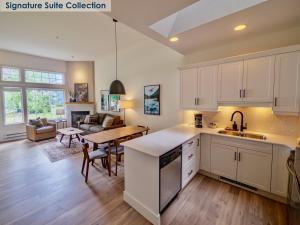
[60,134,64,142]
[108,143,111,177]
[68,135,72,148]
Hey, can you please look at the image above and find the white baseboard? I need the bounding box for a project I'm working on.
[123,191,160,225]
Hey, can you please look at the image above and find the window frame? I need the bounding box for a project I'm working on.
[2,87,25,125]
[26,87,65,120]
[24,69,65,85]
[1,66,21,82]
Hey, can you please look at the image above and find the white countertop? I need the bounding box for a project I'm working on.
[122,124,299,157]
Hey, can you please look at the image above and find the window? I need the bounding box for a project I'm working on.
[3,88,24,125]
[26,89,65,119]
[25,70,64,85]
[1,67,20,82]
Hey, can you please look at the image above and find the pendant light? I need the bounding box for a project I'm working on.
[109,18,126,95]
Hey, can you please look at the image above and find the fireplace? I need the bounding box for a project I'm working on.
[71,111,89,127]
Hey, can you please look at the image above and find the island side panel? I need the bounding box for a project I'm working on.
[123,146,160,225]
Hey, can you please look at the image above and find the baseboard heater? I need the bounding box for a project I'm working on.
[220,176,257,192]
[4,132,26,140]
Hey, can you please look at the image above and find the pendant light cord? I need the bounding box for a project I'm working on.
[114,19,118,80]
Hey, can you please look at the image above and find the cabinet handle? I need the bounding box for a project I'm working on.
[188,170,193,176]
[188,141,193,145]
[243,89,246,98]
[274,97,277,107]
[234,152,237,161]
[197,98,199,105]
[238,152,241,161]
[188,153,194,160]
[239,90,242,98]
[197,138,200,146]
[194,98,196,105]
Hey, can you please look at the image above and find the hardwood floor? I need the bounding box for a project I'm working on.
[0,139,287,225]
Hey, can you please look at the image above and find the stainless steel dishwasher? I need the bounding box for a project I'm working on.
[159,145,182,213]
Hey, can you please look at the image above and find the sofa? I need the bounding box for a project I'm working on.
[78,113,125,134]
[26,121,57,141]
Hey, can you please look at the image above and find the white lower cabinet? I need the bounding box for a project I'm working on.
[271,145,290,197]
[210,135,275,193]
[199,134,211,172]
[237,148,272,192]
[211,143,238,180]
[182,135,200,188]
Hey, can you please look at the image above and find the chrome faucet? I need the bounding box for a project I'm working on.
[230,111,247,132]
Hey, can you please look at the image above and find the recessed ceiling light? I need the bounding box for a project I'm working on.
[169,37,179,42]
[234,24,247,31]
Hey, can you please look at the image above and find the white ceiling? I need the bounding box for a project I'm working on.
[0,0,299,60]
[109,0,300,54]
[150,0,267,37]
[0,12,144,61]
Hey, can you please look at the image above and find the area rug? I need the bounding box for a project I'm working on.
[37,137,83,163]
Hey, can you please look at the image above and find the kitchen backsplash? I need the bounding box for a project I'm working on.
[183,106,300,137]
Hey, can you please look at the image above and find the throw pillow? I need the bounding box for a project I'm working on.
[29,119,43,128]
[84,115,90,124]
[89,114,98,124]
[102,116,114,128]
[40,118,48,126]
[98,113,106,124]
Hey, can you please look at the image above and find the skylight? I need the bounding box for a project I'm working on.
[150,0,267,38]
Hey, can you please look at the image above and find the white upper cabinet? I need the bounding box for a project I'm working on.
[217,61,243,102]
[180,68,198,109]
[243,56,275,102]
[273,51,300,114]
[197,65,218,111]
[180,66,218,111]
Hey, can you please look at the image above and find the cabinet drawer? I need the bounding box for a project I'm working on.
[211,135,272,154]
[182,137,198,152]
[182,145,197,167]
[182,158,197,188]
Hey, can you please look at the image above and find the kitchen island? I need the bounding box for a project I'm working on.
[122,124,299,225]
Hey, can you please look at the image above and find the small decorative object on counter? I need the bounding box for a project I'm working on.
[208,122,217,129]
[194,113,202,128]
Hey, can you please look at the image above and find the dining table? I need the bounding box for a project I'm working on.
[82,125,149,176]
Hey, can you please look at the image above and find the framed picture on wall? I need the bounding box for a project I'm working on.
[110,95,120,112]
[74,83,88,102]
[100,90,110,111]
[144,84,160,115]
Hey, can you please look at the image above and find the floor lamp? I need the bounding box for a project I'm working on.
[119,100,133,124]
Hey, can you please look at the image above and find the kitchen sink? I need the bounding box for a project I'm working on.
[218,130,267,140]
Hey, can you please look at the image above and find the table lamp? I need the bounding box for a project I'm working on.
[119,100,133,124]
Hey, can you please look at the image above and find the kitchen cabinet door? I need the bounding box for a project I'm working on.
[237,148,272,192]
[271,145,290,197]
[199,134,211,172]
[217,61,243,102]
[211,143,237,180]
[243,56,275,102]
[273,51,300,114]
[197,65,218,111]
[180,68,198,109]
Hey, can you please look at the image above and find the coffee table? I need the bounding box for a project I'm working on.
[58,127,84,148]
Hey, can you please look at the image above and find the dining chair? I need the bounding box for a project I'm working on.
[130,125,149,139]
[81,142,109,182]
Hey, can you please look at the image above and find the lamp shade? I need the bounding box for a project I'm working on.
[119,100,134,109]
[56,108,65,116]
[109,79,126,95]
